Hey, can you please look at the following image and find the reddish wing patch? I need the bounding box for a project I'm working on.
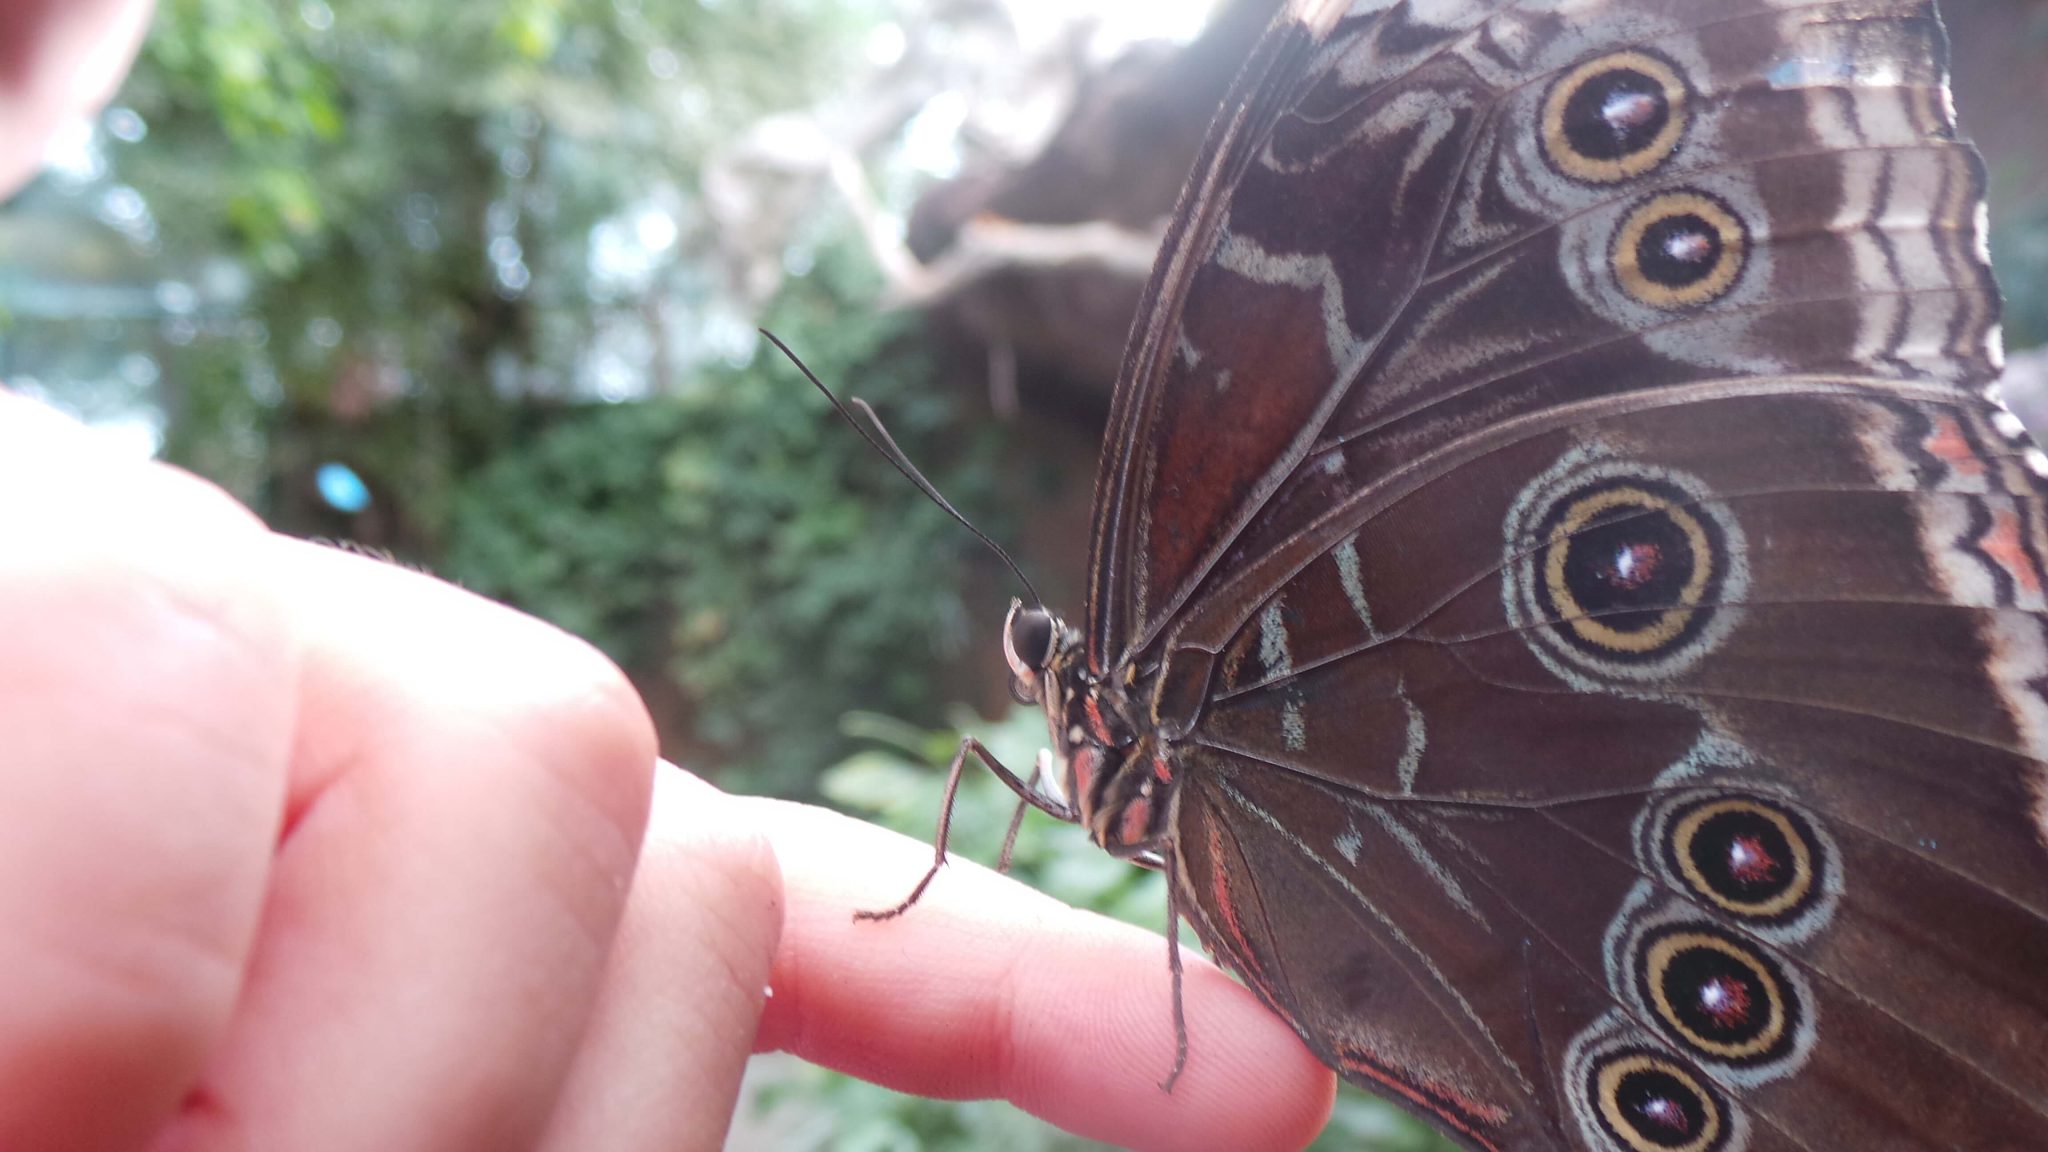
[1924,413,1989,478]
[1980,504,2045,597]
[1335,1044,1509,1152]
[1203,819,1271,987]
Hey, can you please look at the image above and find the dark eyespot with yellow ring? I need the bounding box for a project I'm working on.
[1663,797,1824,924]
[1613,191,1748,310]
[1542,50,1690,183]
[1535,477,1725,662]
[1588,1050,1730,1152]
[1637,925,1799,1065]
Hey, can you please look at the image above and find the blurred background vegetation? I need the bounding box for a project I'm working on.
[2,0,2043,1148]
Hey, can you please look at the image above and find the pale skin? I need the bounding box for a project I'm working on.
[0,4,1337,1150]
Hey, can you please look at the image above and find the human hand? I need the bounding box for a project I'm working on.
[0,393,1334,1151]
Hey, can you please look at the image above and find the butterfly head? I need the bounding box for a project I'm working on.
[1002,599,1060,705]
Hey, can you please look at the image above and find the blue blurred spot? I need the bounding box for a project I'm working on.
[316,462,371,513]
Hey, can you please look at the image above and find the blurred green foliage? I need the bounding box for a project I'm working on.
[445,245,988,788]
[120,0,884,535]
[785,707,1458,1152]
[130,0,876,276]
[1992,185,2048,351]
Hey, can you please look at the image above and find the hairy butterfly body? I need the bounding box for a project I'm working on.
[906,1,2047,1148]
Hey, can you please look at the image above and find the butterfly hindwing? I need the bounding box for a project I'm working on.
[1172,751,1565,1150]
[1173,383,2048,1147]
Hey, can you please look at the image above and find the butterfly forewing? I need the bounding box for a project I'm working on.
[1085,0,1354,671]
[1093,0,2001,663]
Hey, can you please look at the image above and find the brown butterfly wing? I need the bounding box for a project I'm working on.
[1173,759,1574,1149]
[1187,387,2048,1149]
[1088,0,1999,668]
[1083,0,2042,1148]
[1084,0,1353,669]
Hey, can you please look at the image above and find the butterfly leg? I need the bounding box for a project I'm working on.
[995,794,1031,875]
[855,737,1075,922]
[1160,846,1190,1093]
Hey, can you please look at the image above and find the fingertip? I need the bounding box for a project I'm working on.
[1001,921,1337,1151]
[1154,975,1336,1152]
[744,800,1336,1151]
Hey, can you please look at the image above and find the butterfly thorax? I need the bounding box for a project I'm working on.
[1003,600,1175,859]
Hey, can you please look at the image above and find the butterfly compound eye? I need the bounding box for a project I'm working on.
[1003,601,1058,696]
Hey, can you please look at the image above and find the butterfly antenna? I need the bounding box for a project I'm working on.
[761,329,1044,607]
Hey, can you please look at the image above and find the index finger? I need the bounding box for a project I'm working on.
[746,797,1335,1152]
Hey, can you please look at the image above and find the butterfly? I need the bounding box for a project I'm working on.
[862,0,2048,1147]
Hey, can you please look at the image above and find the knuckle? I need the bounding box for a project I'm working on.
[499,617,657,796]
[429,586,659,849]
